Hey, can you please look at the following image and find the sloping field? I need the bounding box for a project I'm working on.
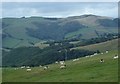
[72,39,118,52]
[2,50,118,82]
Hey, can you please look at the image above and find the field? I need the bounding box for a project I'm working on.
[2,50,118,82]
[72,39,118,52]
[0,68,1,83]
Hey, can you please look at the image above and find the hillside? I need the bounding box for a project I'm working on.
[2,38,119,67]
[71,39,119,52]
[2,14,118,49]
[2,46,95,67]
[2,50,118,82]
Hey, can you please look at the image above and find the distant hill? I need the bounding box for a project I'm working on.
[1,14,118,49]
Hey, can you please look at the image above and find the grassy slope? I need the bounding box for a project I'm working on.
[2,50,118,82]
[65,27,118,40]
[34,42,49,49]
[65,15,118,40]
[72,39,118,52]
[2,18,43,48]
[2,16,118,48]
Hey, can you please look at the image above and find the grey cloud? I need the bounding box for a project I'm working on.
[1,2,118,18]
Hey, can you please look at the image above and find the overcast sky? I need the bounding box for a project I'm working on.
[1,0,119,2]
[1,2,118,18]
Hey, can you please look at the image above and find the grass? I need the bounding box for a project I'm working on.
[0,68,2,83]
[65,27,118,40]
[34,41,49,49]
[2,50,118,82]
[72,39,118,52]
[2,18,43,48]
[65,28,98,39]
[3,17,118,49]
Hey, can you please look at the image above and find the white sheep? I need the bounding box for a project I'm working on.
[26,66,30,69]
[94,53,98,56]
[14,68,18,70]
[90,55,94,57]
[21,66,25,69]
[73,58,79,61]
[43,66,49,70]
[55,61,59,64]
[73,59,77,61]
[113,55,118,59]
[85,56,90,58]
[106,51,108,53]
[26,68,31,72]
[60,61,65,65]
[39,65,42,67]
[100,59,104,63]
[60,65,66,69]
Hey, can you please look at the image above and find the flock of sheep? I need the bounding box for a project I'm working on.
[14,50,118,72]
[16,60,66,72]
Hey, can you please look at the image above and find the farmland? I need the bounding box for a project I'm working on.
[2,50,118,82]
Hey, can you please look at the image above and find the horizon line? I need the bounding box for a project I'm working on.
[1,14,116,19]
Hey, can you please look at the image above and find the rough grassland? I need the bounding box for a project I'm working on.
[72,39,118,52]
[2,50,118,82]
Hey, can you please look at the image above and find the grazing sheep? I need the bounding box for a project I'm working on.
[59,61,66,69]
[21,66,25,69]
[101,53,103,54]
[14,68,18,70]
[94,53,98,56]
[73,59,77,61]
[60,61,65,65]
[60,65,66,69]
[113,55,118,59]
[85,56,90,58]
[106,51,108,53]
[100,59,104,63]
[43,66,49,70]
[73,58,79,61]
[39,65,42,67]
[26,68,31,72]
[55,61,59,64]
[26,66,30,69]
[90,55,94,57]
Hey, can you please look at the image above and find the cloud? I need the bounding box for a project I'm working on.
[2,8,39,17]
[1,2,118,18]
